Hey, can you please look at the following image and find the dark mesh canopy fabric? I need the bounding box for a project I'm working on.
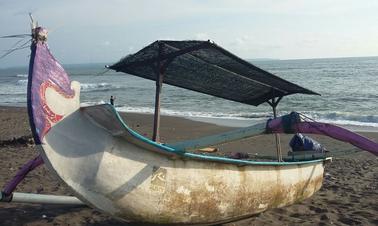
[109,40,319,106]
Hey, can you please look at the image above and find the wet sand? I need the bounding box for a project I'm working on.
[0,106,377,226]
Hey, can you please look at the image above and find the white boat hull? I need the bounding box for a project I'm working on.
[40,106,325,225]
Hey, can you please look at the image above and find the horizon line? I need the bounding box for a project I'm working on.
[1,55,378,69]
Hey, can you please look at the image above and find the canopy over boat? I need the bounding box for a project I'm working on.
[109,40,319,106]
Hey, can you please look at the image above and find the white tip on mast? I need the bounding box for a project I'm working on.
[29,13,37,29]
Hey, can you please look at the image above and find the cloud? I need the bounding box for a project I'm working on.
[193,33,210,40]
[229,35,250,46]
[102,41,111,46]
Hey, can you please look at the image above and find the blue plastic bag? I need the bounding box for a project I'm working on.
[289,133,325,152]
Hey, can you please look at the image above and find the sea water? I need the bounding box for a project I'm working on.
[0,57,377,130]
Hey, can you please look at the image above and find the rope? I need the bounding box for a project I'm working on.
[295,112,368,157]
[0,34,30,39]
[94,68,110,76]
[0,38,32,60]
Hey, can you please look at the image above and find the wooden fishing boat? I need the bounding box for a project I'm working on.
[1,22,377,225]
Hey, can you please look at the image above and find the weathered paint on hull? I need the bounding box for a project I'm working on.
[39,109,325,225]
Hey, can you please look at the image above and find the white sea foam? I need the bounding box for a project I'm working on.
[116,106,270,121]
[80,83,120,92]
[15,74,28,78]
[80,101,107,107]
[302,112,378,127]
[115,106,378,128]
[318,119,378,129]
[16,79,28,85]
[309,116,378,128]
[0,90,26,95]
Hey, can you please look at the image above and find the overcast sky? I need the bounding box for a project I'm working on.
[1,0,378,68]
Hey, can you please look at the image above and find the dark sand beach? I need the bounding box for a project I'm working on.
[0,106,377,226]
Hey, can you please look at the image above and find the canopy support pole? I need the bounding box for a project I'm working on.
[152,42,164,142]
[267,96,283,162]
[152,70,163,142]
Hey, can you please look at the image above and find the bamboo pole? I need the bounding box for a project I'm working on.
[152,42,164,142]
[268,96,283,162]
[152,71,163,142]
[272,104,283,162]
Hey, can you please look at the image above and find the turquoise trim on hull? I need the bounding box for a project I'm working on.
[107,104,325,166]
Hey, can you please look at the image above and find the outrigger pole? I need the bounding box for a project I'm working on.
[1,192,84,205]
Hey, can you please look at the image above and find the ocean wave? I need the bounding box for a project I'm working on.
[80,101,107,106]
[116,106,269,121]
[116,106,154,114]
[16,79,28,86]
[115,106,378,128]
[16,74,28,78]
[317,119,378,128]
[303,112,378,123]
[14,81,119,93]
[302,112,378,128]
[0,91,26,95]
[80,83,121,92]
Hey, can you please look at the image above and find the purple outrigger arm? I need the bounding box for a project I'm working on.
[267,112,378,156]
[1,155,44,199]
